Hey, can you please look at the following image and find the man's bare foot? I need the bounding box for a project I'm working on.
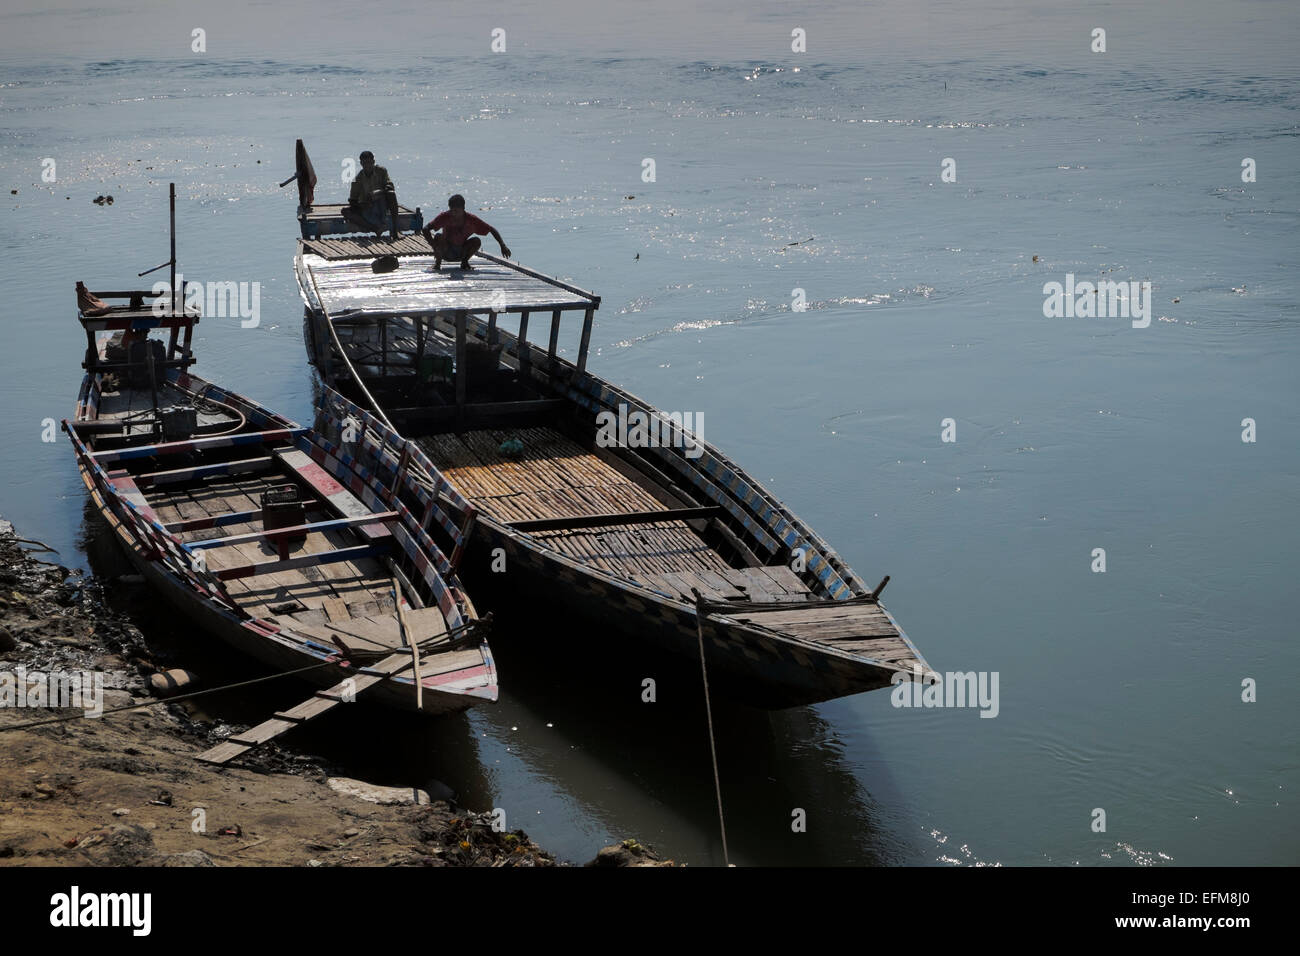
[460,260,473,270]
[433,258,442,271]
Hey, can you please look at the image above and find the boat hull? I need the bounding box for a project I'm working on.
[78,460,482,716]
[298,256,929,709]
[460,521,900,709]
[71,365,495,717]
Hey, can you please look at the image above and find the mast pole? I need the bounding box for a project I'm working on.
[170,182,177,317]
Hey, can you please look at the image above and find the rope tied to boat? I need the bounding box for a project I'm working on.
[691,588,731,868]
[0,615,492,734]
[0,659,341,733]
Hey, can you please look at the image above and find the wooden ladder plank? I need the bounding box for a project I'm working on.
[195,654,414,765]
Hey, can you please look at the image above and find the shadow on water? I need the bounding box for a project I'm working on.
[478,593,913,867]
[81,495,912,865]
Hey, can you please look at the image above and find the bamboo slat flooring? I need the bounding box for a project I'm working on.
[419,426,740,581]
[418,425,905,663]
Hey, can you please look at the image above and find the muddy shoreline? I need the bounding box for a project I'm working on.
[0,518,666,867]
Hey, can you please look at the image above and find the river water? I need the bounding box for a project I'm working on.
[2,0,1297,865]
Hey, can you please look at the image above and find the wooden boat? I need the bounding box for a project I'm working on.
[291,146,930,709]
[66,204,495,750]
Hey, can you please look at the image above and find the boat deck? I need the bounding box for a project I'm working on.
[301,234,432,260]
[300,252,595,316]
[719,601,917,666]
[419,425,811,603]
[95,380,236,440]
[146,472,458,662]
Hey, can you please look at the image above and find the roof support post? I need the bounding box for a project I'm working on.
[576,307,594,375]
[455,310,467,409]
[548,309,561,368]
[517,309,531,379]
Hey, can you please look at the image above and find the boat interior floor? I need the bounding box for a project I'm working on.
[95,380,238,441]
[145,471,447,656]
[418,425,812,605]
[418,423,914,664]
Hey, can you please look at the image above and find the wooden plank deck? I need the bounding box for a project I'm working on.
[417,424,819,609]
[300,234,432,260]
[418,425,907,661]
[419,425,743,581]
[94,379,234,441]
[143,471,436,654]
[720,600,911,665]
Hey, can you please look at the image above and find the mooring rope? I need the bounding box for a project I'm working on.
[691,589,730,867]
[0,659,338,732]
[0,617,488,733]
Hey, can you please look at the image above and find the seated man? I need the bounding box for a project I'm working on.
[341,151,400,239]
[421,194,511,270]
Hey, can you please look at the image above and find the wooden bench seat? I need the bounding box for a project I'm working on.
[274,448,393,543]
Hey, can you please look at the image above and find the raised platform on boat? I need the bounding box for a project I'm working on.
[298,202,424,240]
[297,249,599,317]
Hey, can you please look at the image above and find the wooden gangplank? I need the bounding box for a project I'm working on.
[195,649,417,765]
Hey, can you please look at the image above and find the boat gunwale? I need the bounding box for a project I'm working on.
[69,365,496,706]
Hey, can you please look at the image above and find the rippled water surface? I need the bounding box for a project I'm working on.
[2,0,1297,865]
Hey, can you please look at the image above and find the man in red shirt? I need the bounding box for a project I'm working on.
[421,194,511,271]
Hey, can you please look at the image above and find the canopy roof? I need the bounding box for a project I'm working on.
[297,251,599,318]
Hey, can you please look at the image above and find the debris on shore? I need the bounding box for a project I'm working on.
[0,519,584,867]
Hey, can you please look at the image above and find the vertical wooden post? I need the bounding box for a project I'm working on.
[169,183,177,318]
[415,313,425,377]
[517,310,530,379]
[487,311,498,345]
[548,309,561,366]
[380,314,388,376]
[576,307,594,375]
[454,310,467,408]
